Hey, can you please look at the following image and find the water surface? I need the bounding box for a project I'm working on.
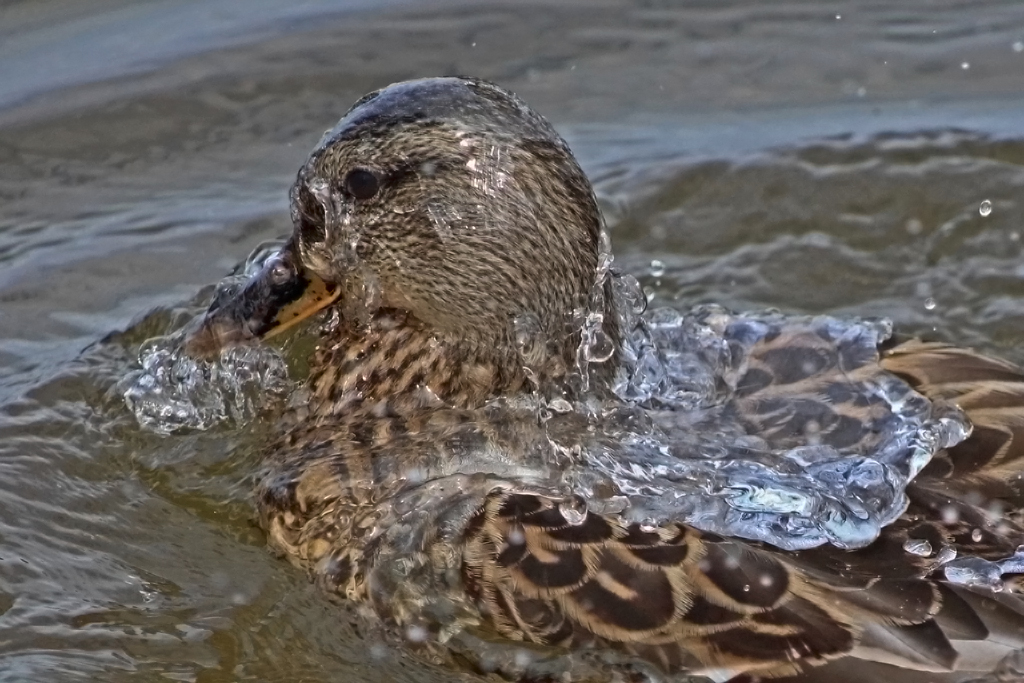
[2,1,1024,680]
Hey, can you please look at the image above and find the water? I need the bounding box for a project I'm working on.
[3,0,1024,681]
[120,244,292,434]
[592,304,968,550]
[123,263,970,551]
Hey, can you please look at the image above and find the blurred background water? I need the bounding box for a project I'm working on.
[1,1,1023,681]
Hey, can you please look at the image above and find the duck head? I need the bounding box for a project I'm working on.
[186,77,619,404]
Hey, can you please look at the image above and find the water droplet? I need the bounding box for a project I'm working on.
[581,309,616,365]
[905,218,923,235]
[513,649,533,668]
[923,298,937,311]
[903,538,933,556]
[935,546,958,565]
[405,625,429,643]
[1014,41,1024,53]
[944,557,1004,590]
[961,61,970,70]
[639,518,658,533]
[856,86,867,98]
[979,199,992,216]
[507,526,526,545]
[650,259,666,277]
[558,496,588,526]
[835,13,841,19]
[803,419,822,446]
[972,528,984,543]
[941,505,960,525]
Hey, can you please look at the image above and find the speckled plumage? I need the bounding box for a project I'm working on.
[190,78,1024,682]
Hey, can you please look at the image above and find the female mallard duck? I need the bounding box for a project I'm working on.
[184,77,1024,682]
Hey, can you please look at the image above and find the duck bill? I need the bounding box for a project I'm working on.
[183,240,338,359]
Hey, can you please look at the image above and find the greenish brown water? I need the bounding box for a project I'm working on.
[1,1,1024,680]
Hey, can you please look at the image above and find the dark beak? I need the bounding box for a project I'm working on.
[183,239,339,359]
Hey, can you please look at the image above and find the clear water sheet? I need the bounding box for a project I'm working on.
[564,301,971,550]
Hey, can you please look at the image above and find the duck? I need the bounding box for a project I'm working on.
[182,77,1024,682]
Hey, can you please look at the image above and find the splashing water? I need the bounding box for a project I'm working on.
[571,230,618,393]
[559,274,971,549]
[121,340,290,434]
[121,238,971,550]
[120,242,292,434]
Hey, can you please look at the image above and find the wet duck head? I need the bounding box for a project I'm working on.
[187,77,620,409]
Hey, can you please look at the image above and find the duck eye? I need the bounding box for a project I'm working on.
[344,168,380,200]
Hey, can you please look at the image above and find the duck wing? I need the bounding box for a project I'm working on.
[462,493,1023,682]
[457,341,1024,681]
[463,489,943,680]
[265,339,1024,681]
[884,341,1024,505]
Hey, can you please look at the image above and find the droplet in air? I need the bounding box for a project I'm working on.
[558,496,588,526]
[650,259,666,277]
[941,505,960,525]
[924,298,937,311]
[972,528,984,543]
[903,538,933,557]
[513,649,534,668]
[803,419,822,446]
[1014,41,1023,53]
[856,86,867,98]
[980,199,993,217]
[835,14,841,20]
[905,218,923,235]
[405,625,429,643]
[961,61,970,70]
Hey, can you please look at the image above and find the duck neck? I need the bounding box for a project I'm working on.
[304,309,530,418]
